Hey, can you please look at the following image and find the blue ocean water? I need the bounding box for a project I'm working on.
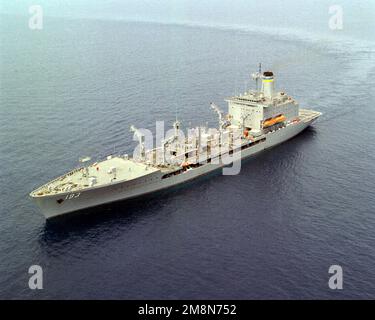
[0,2,375,299]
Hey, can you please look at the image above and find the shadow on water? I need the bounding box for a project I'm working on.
[40,125,319,243]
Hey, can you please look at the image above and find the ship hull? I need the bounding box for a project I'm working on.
[32,118,317,219]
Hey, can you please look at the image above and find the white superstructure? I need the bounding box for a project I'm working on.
[30,67,321,219]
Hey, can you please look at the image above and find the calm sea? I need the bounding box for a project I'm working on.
[0,2,375,298]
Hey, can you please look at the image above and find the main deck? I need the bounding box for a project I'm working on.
[30,157,160,197]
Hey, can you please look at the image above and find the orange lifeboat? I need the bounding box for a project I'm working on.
[263,114,286,128]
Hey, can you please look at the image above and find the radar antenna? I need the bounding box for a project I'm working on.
[251,63,262,91]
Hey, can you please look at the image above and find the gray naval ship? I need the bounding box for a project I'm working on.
[30,67,321,219]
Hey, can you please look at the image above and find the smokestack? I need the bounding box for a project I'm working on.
[261,71,275,99]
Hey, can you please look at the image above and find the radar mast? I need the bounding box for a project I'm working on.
[251,63,262,92]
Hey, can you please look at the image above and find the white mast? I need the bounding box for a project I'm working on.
[251,63,262,92]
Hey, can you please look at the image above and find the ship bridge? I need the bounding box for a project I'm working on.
[225,70,299,134]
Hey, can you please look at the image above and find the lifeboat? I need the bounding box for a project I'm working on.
[263,114,286,128]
